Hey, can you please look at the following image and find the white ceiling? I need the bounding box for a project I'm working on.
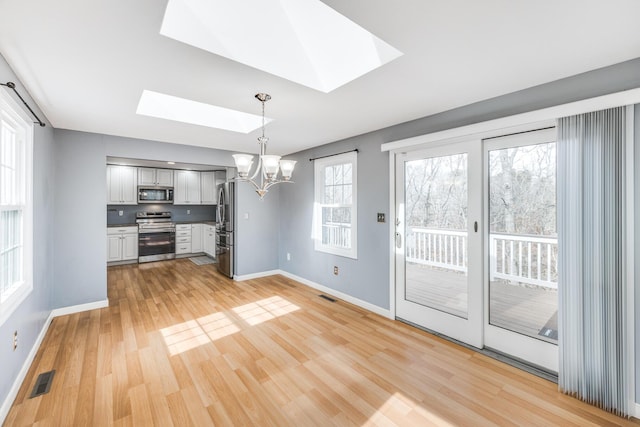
[1,0,640,156]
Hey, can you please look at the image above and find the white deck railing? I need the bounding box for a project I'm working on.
[322,223,351,248]
[406,227,558,289]
[406,228,467,272]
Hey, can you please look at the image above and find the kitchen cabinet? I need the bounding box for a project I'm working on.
[204,225,215,257]
[174,171,201,205]
[107,226,138,263]
[107,165,137,205]
[175,224,192,254]
[191,224,203,252]
[138,168,173,187]
[175,223,207,255]
[200,172,216,205]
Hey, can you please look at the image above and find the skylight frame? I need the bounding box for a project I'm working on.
[136,90,271,133]
[160,0,403,93]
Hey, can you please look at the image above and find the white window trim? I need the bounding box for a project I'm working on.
[0,88,34,327]
[313,151,358,259]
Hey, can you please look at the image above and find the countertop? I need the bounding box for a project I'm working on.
[175,220,216,226]
[107,220,216,227]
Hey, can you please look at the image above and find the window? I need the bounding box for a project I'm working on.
[314,151,357,258]
[0,89,33,327]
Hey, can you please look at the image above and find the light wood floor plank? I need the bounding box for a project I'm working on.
[5,259,639,426]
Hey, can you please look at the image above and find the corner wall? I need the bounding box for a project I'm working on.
[0,55,56,419]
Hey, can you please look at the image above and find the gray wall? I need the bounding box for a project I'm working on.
[278,141,389,308]
[235,182,281,276]
[53,131,108,307]
[0,55,55,414]
[278,58,640,402]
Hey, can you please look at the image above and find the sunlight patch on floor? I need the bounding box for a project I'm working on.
[160,296,300,355]
[232,296,300,326]
[367,392,455,426]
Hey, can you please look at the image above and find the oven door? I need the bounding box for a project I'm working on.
[138,230,176,262]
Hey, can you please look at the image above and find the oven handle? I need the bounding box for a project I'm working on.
[138,228,175,234]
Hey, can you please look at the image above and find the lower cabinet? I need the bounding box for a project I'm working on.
[107,227,138,263]
[191,224,203,253]
[176,224,192,255]
[204,225,215,257]
[175,223,210,256]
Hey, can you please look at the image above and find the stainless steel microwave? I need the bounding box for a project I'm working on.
[138,187,174,204]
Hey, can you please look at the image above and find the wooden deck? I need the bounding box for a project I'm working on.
[406,264,558,343]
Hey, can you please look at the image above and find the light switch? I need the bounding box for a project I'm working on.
[244,212,250,220]
[377,213,385,223]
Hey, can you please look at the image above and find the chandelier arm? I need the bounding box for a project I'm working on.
[249,155,262,181]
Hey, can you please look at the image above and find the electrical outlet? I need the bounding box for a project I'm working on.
[333,266,339,275]
[118,210,123,217]
[287,253,291,261]
[13,331,17,351]
[187,209,191,215]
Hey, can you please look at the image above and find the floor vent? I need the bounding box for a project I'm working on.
[319,294,336,302]
[30,370,55,398]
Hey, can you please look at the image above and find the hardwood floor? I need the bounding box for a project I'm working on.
[5,259,639,426]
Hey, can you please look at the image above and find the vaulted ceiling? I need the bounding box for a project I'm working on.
[1,0,640,155]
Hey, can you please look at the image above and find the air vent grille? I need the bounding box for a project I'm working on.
[30,370,55,398]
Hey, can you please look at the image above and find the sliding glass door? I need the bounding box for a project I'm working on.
[395,140,483,347]
[395,129,558,371]
[484,129,558,371]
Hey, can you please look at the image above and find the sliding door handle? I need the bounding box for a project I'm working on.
[474,221,478,233]
[395,232,402,249]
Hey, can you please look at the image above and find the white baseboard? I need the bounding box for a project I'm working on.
[233,270,281,281]
[50,299,109,317]
[635,402,640,419]
[277,270,392,319]
[0,298,109,425]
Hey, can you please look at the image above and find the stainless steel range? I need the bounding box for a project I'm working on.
[136,211,176,263]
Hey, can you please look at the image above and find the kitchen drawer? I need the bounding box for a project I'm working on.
[176,224,191,231]
[176,230,191,238]
[107,226,138,235]
[176,236,191,244]
[176,243,192,254]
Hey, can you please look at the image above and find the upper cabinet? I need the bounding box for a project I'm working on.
[107,165,137,205]
[174,170,201,205]
[138,168,173,187]
[201,172,216,205]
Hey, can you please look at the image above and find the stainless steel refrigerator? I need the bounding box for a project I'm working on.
[216,182,234,278]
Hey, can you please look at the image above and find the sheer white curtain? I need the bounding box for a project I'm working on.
[557,106,632,416]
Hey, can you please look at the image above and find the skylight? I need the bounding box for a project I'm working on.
[136,90,271,133]
[160,0,403,93]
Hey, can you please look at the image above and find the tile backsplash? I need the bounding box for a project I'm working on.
[107,204,216,225]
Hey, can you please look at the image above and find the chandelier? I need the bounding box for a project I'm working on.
[232,93,296,199]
